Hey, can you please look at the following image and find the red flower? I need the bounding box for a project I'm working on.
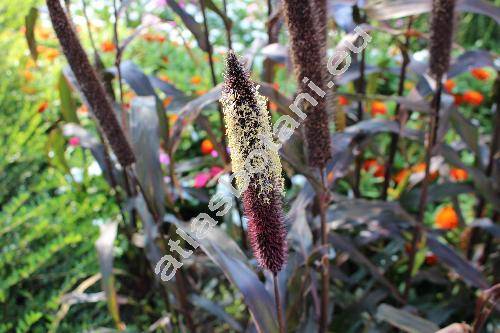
[471,68,490,81]
[450,168,468,181]
[37,101,49,113]
[463,90,484,106]
[453,94,463,106]
[363,159,385,178]
[370,101,387,117]
[425,253,438,265]
[338,95,349,106]
[200,139,214,155]
[443,79,455,93]
[435,206,459,230]
[101,40,115,53]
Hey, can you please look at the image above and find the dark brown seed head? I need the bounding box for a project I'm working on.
[282,0,332,168]
[46,0,135,167]
[221,51,287,273]
[429,0,456,80]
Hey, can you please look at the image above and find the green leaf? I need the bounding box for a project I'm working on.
[24,7,38,61]
[58,71,79,124]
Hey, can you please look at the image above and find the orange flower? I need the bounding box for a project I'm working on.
[370,100,387,116]
[36,45,47,53]
[168,113,178,124]
[435,206,459,230]
[123,91,135,102]
[273,82,280,90]
[412,162,438,180]
[327,171,335,183]
[450,168,468,181]
[200,139,214,155]
[143,33,156,42]
[195,90,207,96]
[425,253,438,265]
[363,159,385,178]
[45,48,59,61]
[338,95,349,106]
[101,40,115,53]
[471,68,490,81]
[159,74,170,83]
[25,58,36,69]
[269,102,278,111]
[77,105,88,114]
[37,27,51,40]
[454,94,463,106]
[155,35,166,43]
[394,169,410,184]
[463,90,484,106]
[443,79,455,93]
[190,75,202,85]
[404,29,422,38]
[37,101,49,113]
[163,96,173,108]
[23,70,34,81]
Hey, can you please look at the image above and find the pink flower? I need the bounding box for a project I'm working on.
[194,172,211,188]
[211,150,219,158]
[159,152,170,165]
[209,166,224,178]
[69,136,80,147]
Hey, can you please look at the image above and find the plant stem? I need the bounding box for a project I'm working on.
[382,17,414,200]
[468,72,500,259]
[222,0,232,49]
[199,0,229,164]
[353,12,367,198]
[319,169,330,333]
[404,78,443,300]
[273,273,285,333]
[112,0,126,132]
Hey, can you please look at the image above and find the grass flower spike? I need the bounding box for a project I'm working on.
[282,0,332,168]
[220,51,287,274]
[429,0,456,80]
[46,0,135,167]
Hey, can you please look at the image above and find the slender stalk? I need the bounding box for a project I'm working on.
[112,0,126,131]
[468,72,500,259]
[81,0,99,59]
[319,169,330,333]
[404,79,443,300]
[222,0,232,49]
[382,17,414,200]
[353,10,367,198]
[273,273,285,333]
[199,0,229,163]
[236,198,248,250]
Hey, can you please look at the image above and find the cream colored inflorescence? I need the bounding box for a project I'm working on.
[220,86,284,202]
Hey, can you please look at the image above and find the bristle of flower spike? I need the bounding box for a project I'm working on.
[46,0,135,167]
[429,0,456,80]
[282,0,332,168]
[220,51,287,273]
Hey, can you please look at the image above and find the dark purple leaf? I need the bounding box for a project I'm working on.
[427,235,489,289]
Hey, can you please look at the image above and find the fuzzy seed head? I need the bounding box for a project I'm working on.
[46,0,135,167]
[429,0,456,79]
[282,0,332,168]
[220,52,283,199]
[221,51,287,273]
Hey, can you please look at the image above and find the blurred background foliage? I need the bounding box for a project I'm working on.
[0,0,499,332]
